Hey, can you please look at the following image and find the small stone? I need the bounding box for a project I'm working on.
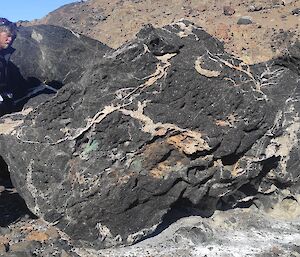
[175,223,213,245]
[23,214,31,221]
[292,8,300,15]
[61,250,72,257]
[0,186,5,193]
[272,0,284,6]
[237,16,253,25]
[95,14,107,21]
[223,6,235,16]
[248,5,263,12]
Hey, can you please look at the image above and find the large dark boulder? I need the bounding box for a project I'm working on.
[9,24,110,105]
[0,20,300,249]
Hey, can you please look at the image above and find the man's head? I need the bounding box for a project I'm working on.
[0,18,17,50]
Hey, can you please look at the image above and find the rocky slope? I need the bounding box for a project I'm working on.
[25,0,300,64]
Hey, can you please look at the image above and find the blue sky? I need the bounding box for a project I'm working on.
[0,0,80,22]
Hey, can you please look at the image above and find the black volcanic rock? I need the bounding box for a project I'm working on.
[0,20,300,249]
[9,24,110,105]
[275,41,300,75]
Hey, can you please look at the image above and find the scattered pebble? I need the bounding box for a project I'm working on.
[292,8,300,15]
[237,16,253,25]
[223,6,235,16]
[271,0,285,7]
[248,5,263,12]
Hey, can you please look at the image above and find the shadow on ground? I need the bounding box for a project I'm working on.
[0,155,37,227]
[0,178,37,227]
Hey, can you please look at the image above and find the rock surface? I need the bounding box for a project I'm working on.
[9,24,110,107]
[0,20,300,251]
[237,16,254,25]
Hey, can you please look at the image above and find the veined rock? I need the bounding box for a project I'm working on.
[0,20,299,249]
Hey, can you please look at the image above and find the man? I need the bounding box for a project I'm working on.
[0,18,17,116]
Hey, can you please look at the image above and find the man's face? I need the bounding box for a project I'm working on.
[0,31,13,50]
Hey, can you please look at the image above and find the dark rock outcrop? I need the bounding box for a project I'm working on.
[9,24,110,106]
[0,20,300,249]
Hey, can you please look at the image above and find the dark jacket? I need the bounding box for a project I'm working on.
[0,46,14,94]
[0,46,15,116]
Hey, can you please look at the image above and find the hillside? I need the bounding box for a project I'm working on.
[25,0,300,64]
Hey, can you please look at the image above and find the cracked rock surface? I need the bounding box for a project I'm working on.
[0,20,300,250]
